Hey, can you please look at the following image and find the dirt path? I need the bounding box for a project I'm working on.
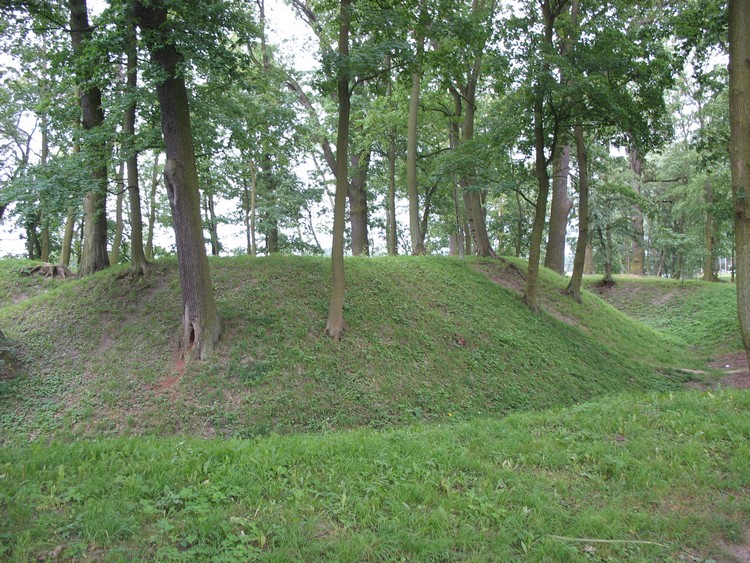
[707,352,750,389]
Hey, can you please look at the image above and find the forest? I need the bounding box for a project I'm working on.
[1,1,750,559]
[0,0,748,357]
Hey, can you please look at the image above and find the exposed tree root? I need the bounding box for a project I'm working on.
[21,263,76,279]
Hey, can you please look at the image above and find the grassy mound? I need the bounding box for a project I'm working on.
[2,390,748,561]
[584,275,742,355]
[0,256,690,439]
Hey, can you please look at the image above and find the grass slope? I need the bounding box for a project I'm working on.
[584,275,742,355]
[1,391,748,561]
[0,256,692,440]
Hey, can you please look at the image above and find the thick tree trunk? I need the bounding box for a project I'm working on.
[125,13,149,276]
[628,146,645,276]
[704,177,715,281]
[407,51,424,255]
[348,147,370,256]
[70,0,109,276]
[545,144,572,274]
[145,151,159,260]
[135,0,220,360]
[566,126,588,302]
[326,0,351,341]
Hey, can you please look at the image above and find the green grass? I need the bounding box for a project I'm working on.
[0,256,691,439]
[1,390,748,561]
[584,275,742,355]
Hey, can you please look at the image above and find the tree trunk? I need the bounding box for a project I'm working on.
[628,146,645,276]
[61,208,76,266]
[704,177,715,281]
[566,126,588,302]
[407,44,424,255]
[250,160,257,256]
[70,0,109,276]
[459,91,494,257]
[135,0,220,360]
[583,242,594,275]
[387,134,398,256]
[146,151,159,260]
[545,144,572,274]
[525,94,551,310]
[326,0,351,341]
[205,192,220,256]
[348,147,370,256]
[110,163,125,265]
[125,11,149,275]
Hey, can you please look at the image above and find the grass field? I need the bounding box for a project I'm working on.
[1,257,748,560]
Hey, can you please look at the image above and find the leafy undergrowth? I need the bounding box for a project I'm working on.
[1,391,748,561]
[584,275,742,356]
[0,256,696,439]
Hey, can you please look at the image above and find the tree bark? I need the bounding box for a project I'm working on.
[704,177,715,281]
[61,208,75,266]
[70,0,109,276]
[525,94,551,310]
[348,146,370,256]
[110,163,125,265]
[566,126,588,302]
[326,0,351,341]
[205,192,220,256]
[407,39,425,255]
[125,11,149,275]
[583,242,594,275]
[135,0,220,360]
[545,144,572,274]
[387,134,398,255]
[627,146,646,275]
[145,151,159,260]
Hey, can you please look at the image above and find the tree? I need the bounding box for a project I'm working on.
[135,0,220,360]
[69,0,110,275]
[326,0,351,340]
[728,0,750,364]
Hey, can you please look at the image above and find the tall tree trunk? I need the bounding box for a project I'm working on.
[327,0,351,340]
[135,0,220,360]
[250,160,257,256]
[628,146,645,276]
[204,193,220,256]
[61,208,76,266]
[459,90,494,257]
[704,177,715,281]
[525,94,551,310]
[145,151,159,260]
[566,126,588,302]
[70,0,110,276]
[407,40,425,255]
[583,242,594,275]
[125,11,149,275]
[387,134,398,255]
[545,144,572,274]
[110,162,125,265]
[348,146,371,256]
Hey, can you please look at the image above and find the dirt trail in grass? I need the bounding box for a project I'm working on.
[707,352,750,389]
